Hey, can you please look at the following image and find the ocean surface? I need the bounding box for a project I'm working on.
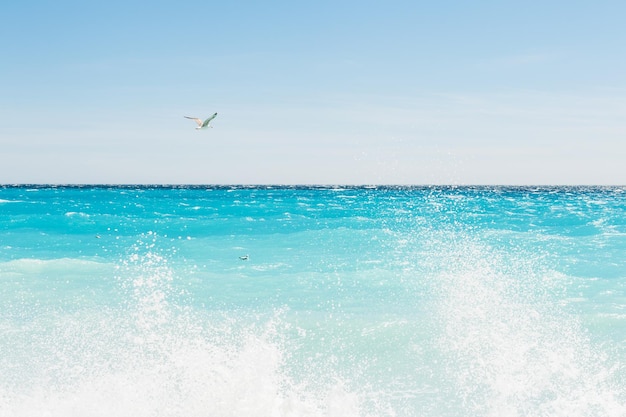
[1,185,625,417]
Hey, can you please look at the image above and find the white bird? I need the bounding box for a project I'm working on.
[184,112,218,129]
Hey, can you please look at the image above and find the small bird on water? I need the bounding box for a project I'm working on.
[184,112,218,130]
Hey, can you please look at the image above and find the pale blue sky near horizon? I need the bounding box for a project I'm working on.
[2,0,625,185]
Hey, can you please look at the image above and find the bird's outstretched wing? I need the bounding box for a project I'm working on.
[201,112,218,127]
[184,116,203,127]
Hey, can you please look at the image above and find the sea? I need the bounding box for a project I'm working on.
[0,185,625,417]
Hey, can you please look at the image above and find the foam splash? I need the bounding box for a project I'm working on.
[0,241,370,417]
[1,323,358,417]
[432,237,625,417]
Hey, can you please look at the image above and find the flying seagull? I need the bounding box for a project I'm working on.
[184,112,218,129]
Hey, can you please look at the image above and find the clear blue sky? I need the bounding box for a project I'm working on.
[2,0,625,184]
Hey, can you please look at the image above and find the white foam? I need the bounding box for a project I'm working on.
[0,257,112,275]
[432,237,626,417]
[0,250,373,417]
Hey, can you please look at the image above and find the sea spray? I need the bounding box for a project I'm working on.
[1,240,373,417]
[430,235,625,417]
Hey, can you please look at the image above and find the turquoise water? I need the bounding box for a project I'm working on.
[1,185,625,416]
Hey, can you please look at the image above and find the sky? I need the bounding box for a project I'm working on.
[1,0,625,185]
